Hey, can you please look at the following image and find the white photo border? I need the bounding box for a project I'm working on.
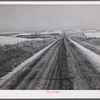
[0,1,100,99]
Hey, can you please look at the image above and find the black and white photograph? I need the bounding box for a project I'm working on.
[1,3,100,91]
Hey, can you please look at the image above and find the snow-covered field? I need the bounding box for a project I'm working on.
[69,38,100,72]
[0,36,32,45]
[84,32,100,38]
[41,30,62,34]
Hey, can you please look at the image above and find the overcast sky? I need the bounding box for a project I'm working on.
[0,5,100,32]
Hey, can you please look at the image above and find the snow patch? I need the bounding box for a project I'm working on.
[0,36,32,45]
[84,32,100,38]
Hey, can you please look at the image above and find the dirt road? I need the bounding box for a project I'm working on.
[0,37,100,90]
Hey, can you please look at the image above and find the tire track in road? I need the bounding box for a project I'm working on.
[46,37,73,90]
[27,37,73,90]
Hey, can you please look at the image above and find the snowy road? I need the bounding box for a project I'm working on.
[0,37,100,90]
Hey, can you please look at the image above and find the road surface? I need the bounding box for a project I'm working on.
[0,37,100,90]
